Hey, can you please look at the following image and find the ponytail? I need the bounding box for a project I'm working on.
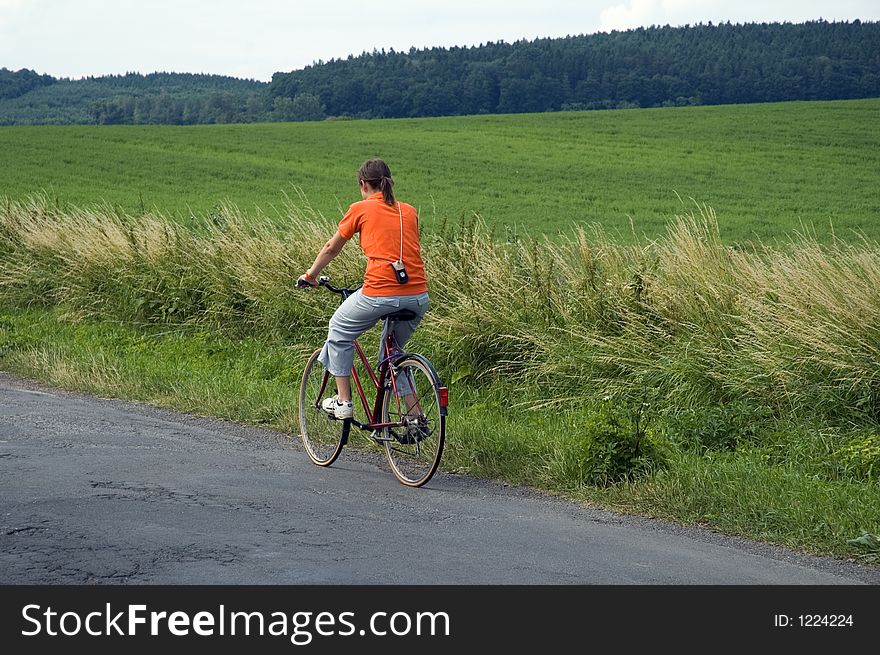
[378,175,395,206]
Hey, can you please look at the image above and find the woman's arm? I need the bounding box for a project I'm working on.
[297,232,348,286]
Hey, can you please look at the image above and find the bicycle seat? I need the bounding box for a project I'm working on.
[383,309,418,322]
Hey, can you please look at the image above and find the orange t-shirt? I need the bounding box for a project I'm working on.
[337,191,428,296]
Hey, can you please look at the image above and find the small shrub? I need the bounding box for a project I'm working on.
[546,403,667,488]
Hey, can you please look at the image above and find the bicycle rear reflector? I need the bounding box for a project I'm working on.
[438,387,449,408]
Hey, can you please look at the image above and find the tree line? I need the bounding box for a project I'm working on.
[1,19,878,125]
[269,20,880,118]
[0,67,55,100]
[0,71,284,125]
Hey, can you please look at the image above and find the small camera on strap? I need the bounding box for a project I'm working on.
[391,259,409,284]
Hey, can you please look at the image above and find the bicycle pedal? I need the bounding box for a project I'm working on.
[371,430,394,443]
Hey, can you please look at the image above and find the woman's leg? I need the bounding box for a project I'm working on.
[317,289,385,401]
[378,293,429,402]
[335,375,352,402]
[377,292,429,363]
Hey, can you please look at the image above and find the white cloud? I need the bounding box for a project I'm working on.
[600,0,659,31]
[598,0,724,31]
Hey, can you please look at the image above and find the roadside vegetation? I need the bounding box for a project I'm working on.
[1,196,877,563]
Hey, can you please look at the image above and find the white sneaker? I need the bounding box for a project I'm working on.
[321,395,353,420]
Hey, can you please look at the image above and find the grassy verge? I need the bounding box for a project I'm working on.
[0,307,303,428]
[2,306,878,563]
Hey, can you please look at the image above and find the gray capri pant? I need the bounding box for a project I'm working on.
[318,289,429,381]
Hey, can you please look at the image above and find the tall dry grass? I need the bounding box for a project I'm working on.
[2,195,879,425]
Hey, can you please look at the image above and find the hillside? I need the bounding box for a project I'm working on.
[0,71,271,125]
[269,20,880,118]
[1,20,878,125]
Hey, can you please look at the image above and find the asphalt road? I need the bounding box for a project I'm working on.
[1,371,877,585]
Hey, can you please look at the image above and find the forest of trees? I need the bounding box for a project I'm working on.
[0,67,55,100]
[0,71,277,125]
[269,20,880,118]
[1,20,878,125]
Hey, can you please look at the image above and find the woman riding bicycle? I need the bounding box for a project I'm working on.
[297,158,429,420]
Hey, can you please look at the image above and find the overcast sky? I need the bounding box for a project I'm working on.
[1,0,877,82]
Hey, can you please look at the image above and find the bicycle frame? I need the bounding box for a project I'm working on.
[315,324,412,434]
[351,334,404,431]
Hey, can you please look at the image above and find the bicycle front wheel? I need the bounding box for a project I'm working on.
[381,356,446,487]
[299,347,347,466]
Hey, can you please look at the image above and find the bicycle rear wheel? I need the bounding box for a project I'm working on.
[381,356,446,487]
[299,347,347,466]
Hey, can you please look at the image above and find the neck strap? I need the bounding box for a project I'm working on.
[397,202,404,263]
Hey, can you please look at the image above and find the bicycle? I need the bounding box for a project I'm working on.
[297,276,448,487]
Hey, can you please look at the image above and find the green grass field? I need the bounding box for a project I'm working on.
[1,98,878,243]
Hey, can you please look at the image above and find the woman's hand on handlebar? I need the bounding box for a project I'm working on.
[296,272,319,289]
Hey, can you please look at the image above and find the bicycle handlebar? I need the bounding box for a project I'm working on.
[296,274,361,297]
[320,276,362,296]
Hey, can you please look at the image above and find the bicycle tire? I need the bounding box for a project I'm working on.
[298,347,347,466]
[381,355,446,487]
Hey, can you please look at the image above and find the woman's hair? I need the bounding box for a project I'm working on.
[358,159,395,206]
